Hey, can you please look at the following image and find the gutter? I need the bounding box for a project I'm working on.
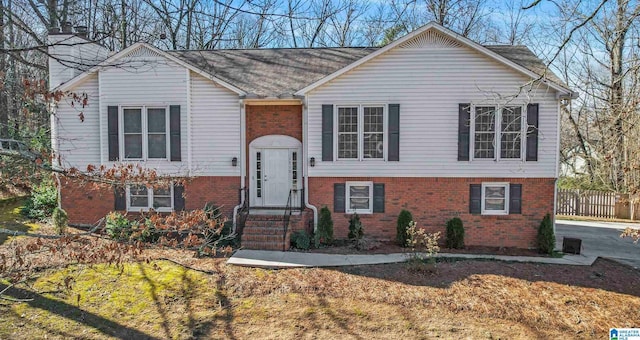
[232,99,247,232]
[301,97,318,231]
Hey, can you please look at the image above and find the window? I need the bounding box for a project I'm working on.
[291,151,298,189]
[481,182,509,215]
[256,152,262,198]
[121,106,168,160]
[472,105,524,160]
[346,181,373,213]
[127,184,173,212]
[337,105,385,160]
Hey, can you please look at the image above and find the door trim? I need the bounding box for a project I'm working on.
[249,135,302,207]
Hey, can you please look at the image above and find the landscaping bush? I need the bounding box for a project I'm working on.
[217,221,240,248]
[445,217,465,249]
[314,206,334,247]
[348,213,364,240]
[396,209,413,247]
[537,213,555,255]
[105,212,134,241]
[291,230,311,250]
[52,207,68,235]
[21,181,57,220]
[406,221,441,273]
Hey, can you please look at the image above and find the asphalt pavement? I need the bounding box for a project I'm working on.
[556,219,640,269]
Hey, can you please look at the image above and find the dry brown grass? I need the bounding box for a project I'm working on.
[1,250,639,339]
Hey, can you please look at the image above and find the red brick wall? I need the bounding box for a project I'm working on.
[245,104,302,179]
[61,176,241,225]
[308,177,555,249]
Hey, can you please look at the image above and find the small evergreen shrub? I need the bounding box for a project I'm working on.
[51,207,68,235]
[291,230,311,250]
[315,206,334,247]
[445,217,465,249]
[348,213,364,240]
[105,212,134,241]
[217,221,240,248]
[537,213,555,255]
[21,181,57,220]
[396,209,413,247]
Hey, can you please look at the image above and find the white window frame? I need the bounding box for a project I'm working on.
[119,105,170,161]
[345,181,373,214]
[481,182,509,215]
[335,104,387,161]
[126,184,174,212]
[470,104,526,161]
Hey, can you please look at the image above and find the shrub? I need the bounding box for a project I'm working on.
[21,181,57,220]
[315,206,334,247]
[445,217,465,249]
[537,213,555,255]
[406,221,441,272]
[51,207,68,235]
[396,209,413,247]
[105,212,134,241]
[217,221,240,248]
[348,213,363,240]
[291,230,311,250]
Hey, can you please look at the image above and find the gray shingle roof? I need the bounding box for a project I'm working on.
[169,48,376,97]
[170,45,565,98]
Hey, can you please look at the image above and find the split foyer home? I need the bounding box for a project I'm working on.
[49,22,575,250]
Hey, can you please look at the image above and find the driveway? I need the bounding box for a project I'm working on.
[556,219,640,269]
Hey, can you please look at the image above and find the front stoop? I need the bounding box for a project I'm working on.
[241,215,292,251]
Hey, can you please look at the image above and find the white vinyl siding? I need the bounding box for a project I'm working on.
[307,41,559,178]
[189,72,241,176]
[53,74,101,169]
[100,47,187,174]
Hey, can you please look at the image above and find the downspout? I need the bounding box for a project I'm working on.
[232,99,246,232]
[301,96,318,231]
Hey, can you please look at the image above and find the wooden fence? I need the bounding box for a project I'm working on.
[556,189,618,218]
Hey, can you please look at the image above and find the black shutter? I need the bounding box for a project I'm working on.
[322,105,334,161]
[388,104,400,161]
[373,183,385,213]
[170,105,181,161]
[108,106,119,161]
[173,183,185,211]
[526,104,539,161]
[334,183,345,213]
[469,184,481,214]
[458,103,471,161]
[509,184,522,214]
[114,186,126,211]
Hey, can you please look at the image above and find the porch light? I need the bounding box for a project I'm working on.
[310,157,315,167]
[232,157,238,167]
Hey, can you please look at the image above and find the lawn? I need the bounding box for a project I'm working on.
[1,201,639,339]
[1,254,638,339]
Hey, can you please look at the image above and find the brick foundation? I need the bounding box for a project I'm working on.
[60,176,241,225]
[308,177,555,249]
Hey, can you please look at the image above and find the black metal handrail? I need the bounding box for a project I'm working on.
[237,187,250,237]
[282,189,293,251]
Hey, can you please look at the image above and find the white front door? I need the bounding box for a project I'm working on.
[263,149,291,206]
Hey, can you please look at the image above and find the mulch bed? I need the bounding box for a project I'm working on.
[304,240,546,257]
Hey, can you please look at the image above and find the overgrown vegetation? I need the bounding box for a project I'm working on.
[396,209,413,247]
[51,207,68,235]
[291,230,311,250]
[20,180,57,220]
[314,206,333,247]
[445,217,465,249]
[537,213,555,255]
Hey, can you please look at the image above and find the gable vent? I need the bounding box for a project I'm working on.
[124,46,163,58]
[399,30,461,49]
